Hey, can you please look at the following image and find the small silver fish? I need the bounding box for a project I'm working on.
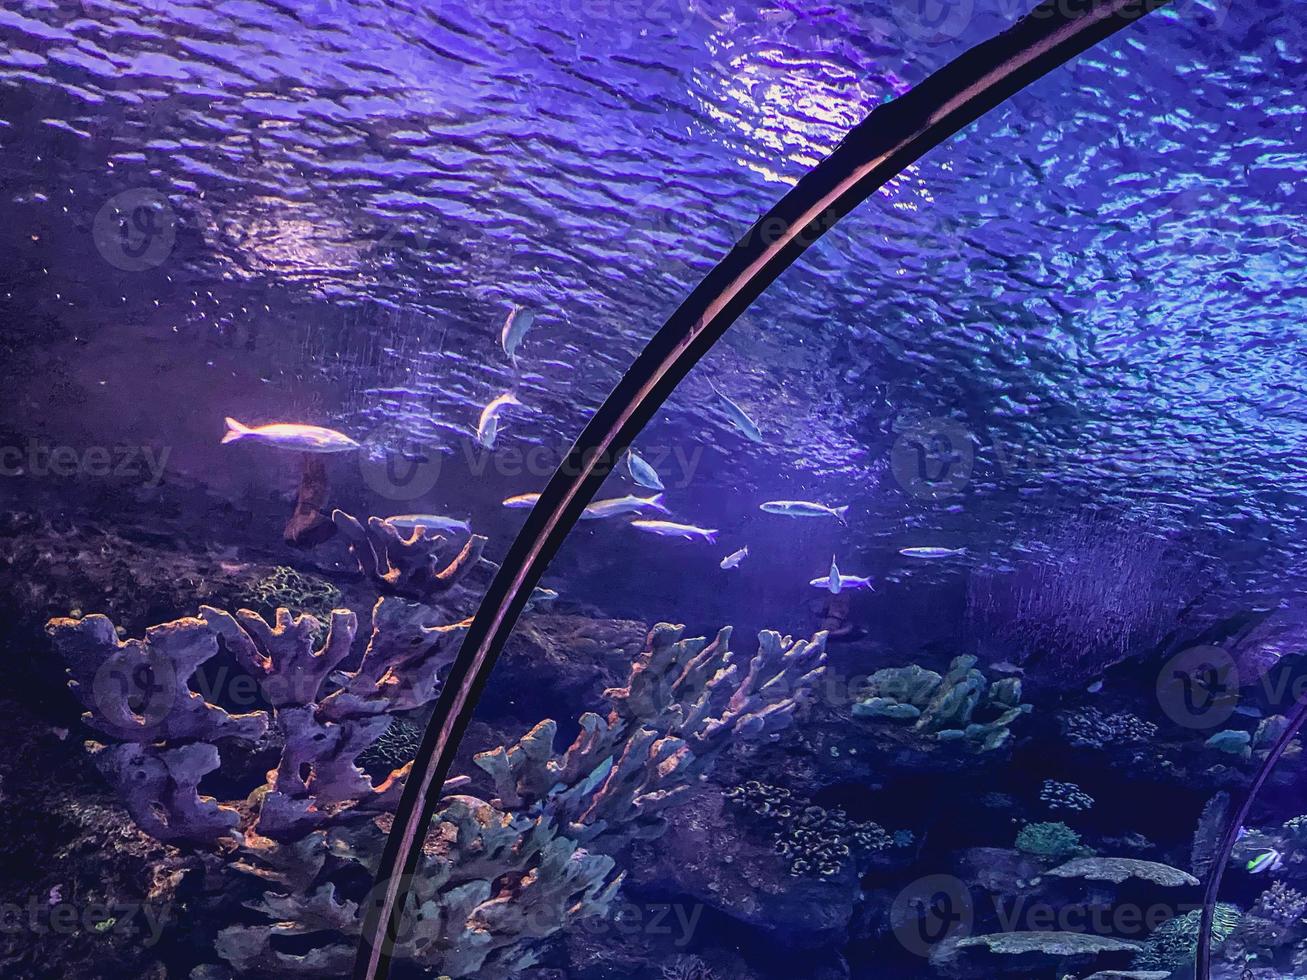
[899,546,967,559]
[809,556,874,595]
[760,500,850,522]
[383,514,471,534]
[477,392,523,449]
[631,520,718,543]
[720,546,749,570]
[1086,679,1104,694]
[501,305,535,364]
[503,492,541,509]
[710,381,764,443]
[221,418,359,453]
[581,493,668,521]
[626,449,664,491]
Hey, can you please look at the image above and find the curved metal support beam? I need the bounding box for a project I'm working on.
[354,1,1172,976]
[1196,689,1307,976]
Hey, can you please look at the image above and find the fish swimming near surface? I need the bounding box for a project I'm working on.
[631,520,718,543]
[501,305,535,364]
[720,546,749,569]
[221,418,360,453]
[477,392,523,449]
[382,514,472,534]
[899,546,967,559]
[760,500,850,522]
[503,492,541,509]
[1248,849,1283,874]
[809,556,874,595]
[709,381,764,444]
[581,493,668,520]
[626,449,664,491]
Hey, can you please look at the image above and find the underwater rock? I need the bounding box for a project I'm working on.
[331,509,485,600]
[1044,857,1199,887]
[48,613,269,744]
[1205,728,1252,757]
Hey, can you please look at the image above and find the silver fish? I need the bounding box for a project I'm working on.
[720,546,749,569]
[501,305,535,364]
[631,520,718,543]
[581,493,668,520]
[477,392,523,449]
[809,556,874,595]
[899,546,967,559]
[710,381,764,443]
[503,492,541,509]
[626,449,664,490]
[383,514,471,534]
[221,418,359,453]
[760,500,850,522]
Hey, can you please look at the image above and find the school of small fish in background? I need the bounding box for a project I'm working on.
[220,302,969,598]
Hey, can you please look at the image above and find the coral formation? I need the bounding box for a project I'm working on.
[1060,707,1158,749]
[724,780,898,879]
[852,654,1030,752]
[1135,903,1241,970]
[234,565,342,622]
[50,603,828,977]
[660,954,717,980]
[331,509,485,600]
[1043,857,1198,887]
[1015,822,1088,861]
[1041,779,1095,812]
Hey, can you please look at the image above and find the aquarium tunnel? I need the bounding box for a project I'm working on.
[0,1,1304,979]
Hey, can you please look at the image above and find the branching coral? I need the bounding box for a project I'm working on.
[724,780,900,879]
[50,604,828,978]
[331,509,485,600]
[852,655,1030,751]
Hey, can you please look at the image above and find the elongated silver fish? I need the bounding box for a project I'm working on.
[477,392,523,449]
[631,520,717,543]
[581,493,667,520]
[899,546,967,559]
[710,381,764,443]
[501,305,535,364]
[720,546,749,569]
[383,514,471,534]
[503,492,541,509]
[760,500,849,522]
[809,556,874,595]
[626,449,664,490]
[221,417,359,453]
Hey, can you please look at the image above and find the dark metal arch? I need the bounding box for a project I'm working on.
[354,2,1173,976]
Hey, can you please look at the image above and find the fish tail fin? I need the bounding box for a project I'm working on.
[833,504,850,523]
[650,493,668,513]
[706,529,719,544]
[221,417,251,444]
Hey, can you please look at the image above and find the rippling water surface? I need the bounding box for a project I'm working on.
[0,0,1304,609]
